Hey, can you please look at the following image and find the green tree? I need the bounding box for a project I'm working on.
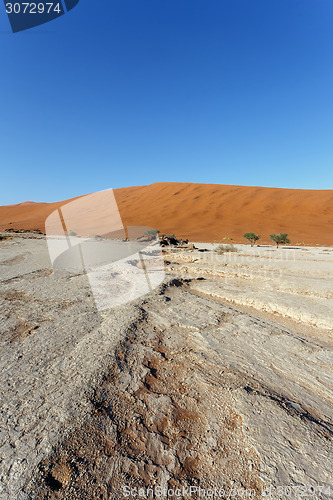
[269,233,290,248]
[243,232,261,247]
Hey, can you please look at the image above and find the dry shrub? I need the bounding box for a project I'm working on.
[215,244,238,254]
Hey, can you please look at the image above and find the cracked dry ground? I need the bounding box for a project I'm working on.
[27,281,262,499]
[0,237,332,499]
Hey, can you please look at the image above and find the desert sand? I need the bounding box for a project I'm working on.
[0,233,332,498]
[1,182,333,246]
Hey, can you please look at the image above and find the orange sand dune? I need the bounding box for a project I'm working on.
[1,183,333,245]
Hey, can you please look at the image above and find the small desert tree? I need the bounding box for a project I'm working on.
[243,232,260,247]
[269,233,290,248]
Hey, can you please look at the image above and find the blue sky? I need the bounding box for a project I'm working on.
[0,0,332,204]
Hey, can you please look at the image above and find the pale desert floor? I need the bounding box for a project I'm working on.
[0,235,332,499]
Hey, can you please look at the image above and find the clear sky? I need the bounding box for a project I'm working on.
[0,0,332,204]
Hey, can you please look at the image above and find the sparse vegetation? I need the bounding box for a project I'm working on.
[215,243,238,254]
[243,232,261,246]
[69,231,77,237]
[2,228,44,236]
[270,233,290,248]
[4,228,26,233]
[144,229,160,237]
